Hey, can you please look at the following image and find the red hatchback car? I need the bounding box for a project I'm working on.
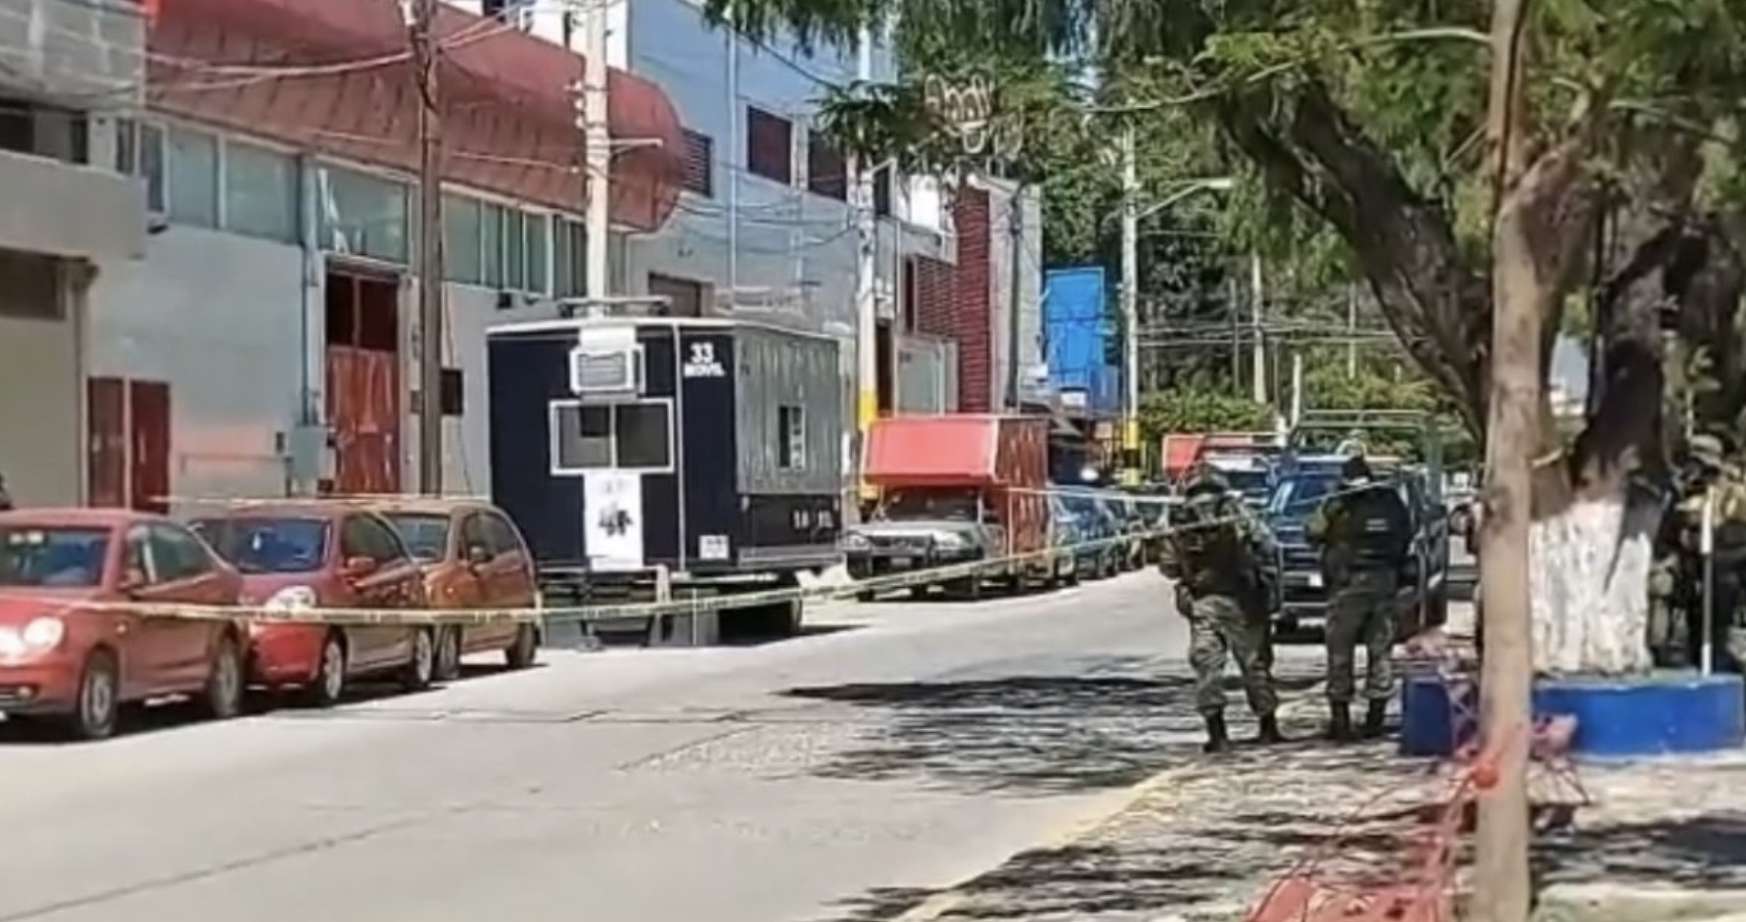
[191,503,434,706]
[0,509,246,740]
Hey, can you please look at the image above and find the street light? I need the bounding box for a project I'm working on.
[1111,171,1236,485]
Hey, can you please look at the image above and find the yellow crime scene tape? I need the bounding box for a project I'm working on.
[4,476,1403,632]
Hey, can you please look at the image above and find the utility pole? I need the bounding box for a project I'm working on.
[1006,192,1024,410]
[1347,283,1359,378]
[1250,251,1266,404]
[1120,125,1139,476]
[581,0,611,303]
[852,28,878,440]
[407,0,444,496]
[1229,275,1241,391]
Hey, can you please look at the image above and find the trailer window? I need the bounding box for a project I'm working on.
[550,399,673,474]
[778,405,806,470]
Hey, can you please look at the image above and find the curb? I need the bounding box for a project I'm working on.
[888,680,1329,922]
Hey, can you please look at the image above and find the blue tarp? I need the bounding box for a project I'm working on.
[1043,267,1120,415]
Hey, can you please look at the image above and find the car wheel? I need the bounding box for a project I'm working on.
[949,576,982,601]
[401,629,435,692]
[855,589,876,603]
[505,623,538,670]
[203,633,245,720]
[70,650,120,741]
[304,633,347,707]
[434,627,463,682]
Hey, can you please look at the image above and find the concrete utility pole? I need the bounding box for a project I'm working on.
[1250,251,1266,404]
[1347,283,1359,378]
[407,0,445,495]
[853,27,878,436]
[1006,192,1024,410]
[581,0,611,302]
[1120,125,1139,468]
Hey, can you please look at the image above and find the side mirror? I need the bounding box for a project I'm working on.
[466,544,492,568]
[342,556,379,579]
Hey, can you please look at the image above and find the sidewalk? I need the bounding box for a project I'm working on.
[870,603,1746,922]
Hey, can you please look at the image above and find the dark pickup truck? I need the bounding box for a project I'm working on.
[1264,458,1450,638]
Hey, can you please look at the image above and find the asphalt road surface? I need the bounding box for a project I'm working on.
[0,572,1227,922]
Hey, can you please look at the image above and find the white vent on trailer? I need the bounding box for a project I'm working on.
[569,345,644,396]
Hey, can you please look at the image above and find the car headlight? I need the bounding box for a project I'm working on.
[22,617,65,650]
[842,533,872,551]
[264,586,318,613]
[0,628,24,658]
[934,532,967,549]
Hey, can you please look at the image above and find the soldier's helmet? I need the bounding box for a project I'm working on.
[1341,455,1374,483]
[1181,469,1232,521]
[1688,434,1726,472]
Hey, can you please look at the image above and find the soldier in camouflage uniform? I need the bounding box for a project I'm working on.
[1307,456,1412,741]
[1160,469,1283,753]
[1661,434,1746,672]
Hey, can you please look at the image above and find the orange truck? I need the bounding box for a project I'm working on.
[843,415,1055,600]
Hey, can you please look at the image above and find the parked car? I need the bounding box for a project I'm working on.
[191,503,433,705]
[0,509,246,739]
[377,499,540,680]
[1047,495,1093,586]
[1056,490,1122,579]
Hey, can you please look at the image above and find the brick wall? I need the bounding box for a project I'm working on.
[952,187,992,412]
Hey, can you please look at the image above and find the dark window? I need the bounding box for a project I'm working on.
[342,515,408,564]
[680,129,713,197]
[746,107,792,184]
[873,165,892,217]
[150,524,215,583]
[191,518,328,575]
[0,248,61,320]
[460,514,493,558]
[0,97,87,165]
[615,403,671,468]
[648,272,706,317]
[484,513,522,556]
[0,527,109,588]
[778,405,806,470]
[806,131,846,200]
[384,513,449,561]
[554,217,587,298]
[440,368,463,417]
[481,0,507,15]
[552,403,612,471]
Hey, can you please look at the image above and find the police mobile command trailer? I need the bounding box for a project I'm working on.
[486,317,843,636]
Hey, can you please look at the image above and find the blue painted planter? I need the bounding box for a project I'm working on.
[1400,670,1746,758]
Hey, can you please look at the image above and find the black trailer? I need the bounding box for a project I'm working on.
[486,317,843,635]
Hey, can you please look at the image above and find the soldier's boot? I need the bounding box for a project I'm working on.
[1362,700,1388,739]
[1256,713,1285,745]
[1202,712,1231,754]
[1326,704,1354,742]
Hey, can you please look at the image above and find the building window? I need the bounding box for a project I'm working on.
[806,130,846,201]
[745,107,791,184]
[224,140,298,242]
[444,194,482,284]
[524,212,549,295]
[168,127,219,228]
[0,97,87,165]
[778,405,806,470]
[0,248,61,320]
[316,165,409,264]
[873,166,892,217]
[553,217,587,298]
[680,129,712,197]
[504,208,525,290]
[440,368,463,416]
[482,202,505,288]
[549,399,674,474]
[140,123,165,213]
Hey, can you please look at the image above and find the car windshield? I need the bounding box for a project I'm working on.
[882,489,980,522]
[192,517,328,574]
[1220,468,1273,499]
[0,527,110,588]
[1268,476,1341,517]
[385,514,450,561]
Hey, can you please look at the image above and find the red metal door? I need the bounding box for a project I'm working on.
[87,377,126,508]
[130,381,171,514]
[326,347,401,494]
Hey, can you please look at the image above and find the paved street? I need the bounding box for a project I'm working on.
[0,572,1302,922]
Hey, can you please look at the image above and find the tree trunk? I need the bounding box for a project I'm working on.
[1473,1,1536,918]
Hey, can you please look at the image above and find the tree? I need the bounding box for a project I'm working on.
[706,4,1746,916]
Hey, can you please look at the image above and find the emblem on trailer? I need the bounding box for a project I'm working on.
[682,342,726,379]
[599,506,634,537]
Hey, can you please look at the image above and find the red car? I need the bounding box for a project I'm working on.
[376,499,540,680]
[191,503,433,706]
[0,509,246,740]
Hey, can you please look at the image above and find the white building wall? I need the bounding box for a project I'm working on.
[85,228,309,503]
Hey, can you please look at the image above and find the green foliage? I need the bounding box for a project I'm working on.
[1137,382,1273,445]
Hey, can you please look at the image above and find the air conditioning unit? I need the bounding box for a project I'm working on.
[569,345,644,396]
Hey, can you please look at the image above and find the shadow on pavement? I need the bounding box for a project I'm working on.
[1537,810,1746,890]
[780,666,1323,796]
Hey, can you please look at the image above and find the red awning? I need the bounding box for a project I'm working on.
[149,0,682,232]
[864,417,1004,487]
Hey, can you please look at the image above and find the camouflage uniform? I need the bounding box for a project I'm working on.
[1307,460,1411,739]
[1160,478,1280,749]
[1663,438,1746,673]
